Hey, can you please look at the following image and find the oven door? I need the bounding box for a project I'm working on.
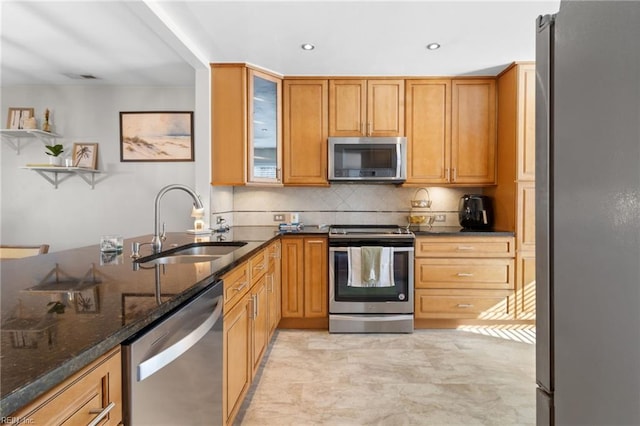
[329,245,414,314]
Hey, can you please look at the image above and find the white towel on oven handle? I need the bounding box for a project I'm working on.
[347,247,395,287]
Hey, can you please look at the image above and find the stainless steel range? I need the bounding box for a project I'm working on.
[328,225,415,333]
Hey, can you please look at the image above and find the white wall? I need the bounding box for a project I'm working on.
[1,84,203,252]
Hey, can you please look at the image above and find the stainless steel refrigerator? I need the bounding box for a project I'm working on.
[536,2,640,424]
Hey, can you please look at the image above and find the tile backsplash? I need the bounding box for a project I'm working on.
[211,185,484,228]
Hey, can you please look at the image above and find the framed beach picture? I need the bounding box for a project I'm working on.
[72,143,98,169]
[119,111,194,162]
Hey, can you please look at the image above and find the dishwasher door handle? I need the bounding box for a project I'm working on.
[137,295,223,382]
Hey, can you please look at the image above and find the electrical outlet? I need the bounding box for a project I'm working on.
[434,214,446,222]
[273,214,284,222]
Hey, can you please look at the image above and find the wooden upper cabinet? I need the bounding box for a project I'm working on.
[248,69,283,184]
[487,62,536,234]
[517,64,536,181]
[283,79,329,186]
[405,79,451,184]
[329,79,404,137]
[212,64,247,186]
[211,64,283,186]
[451,79,497,184]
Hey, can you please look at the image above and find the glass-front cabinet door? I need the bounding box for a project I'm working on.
[248,69,282,184]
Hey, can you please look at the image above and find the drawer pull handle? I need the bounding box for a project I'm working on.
[254,263,265,270]
[457,246,474,251]
[234,281,248,292]
[88,401,116,426]
[457,272,474,277]
[457,304,474,308]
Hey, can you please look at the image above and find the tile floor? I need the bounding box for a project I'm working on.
[235,328,536,425]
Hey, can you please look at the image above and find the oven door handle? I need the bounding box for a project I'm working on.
[330,246,414,252]
[329,247,348,253]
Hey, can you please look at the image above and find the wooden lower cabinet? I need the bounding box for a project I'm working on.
[10,346,122,425]
[415,289,514,320]
[222,241,281,426]
[415,235,518,327]
[250,275,269,376]
[223,293,251,426]
[516,250,536,320]
[267,240,282,338]
[416,258,514,290]
[280,236,328,328]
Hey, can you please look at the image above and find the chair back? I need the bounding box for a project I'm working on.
[0,244,50,259]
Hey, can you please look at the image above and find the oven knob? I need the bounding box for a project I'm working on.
[398,293,406,301]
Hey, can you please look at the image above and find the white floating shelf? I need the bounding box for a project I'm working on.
[22,166,100,189]
[1,129,62,154]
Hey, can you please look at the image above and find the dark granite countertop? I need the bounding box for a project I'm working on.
[410,226,515,237]
[0,225,325,417]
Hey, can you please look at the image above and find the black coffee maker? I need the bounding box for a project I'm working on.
[458,194,494,230]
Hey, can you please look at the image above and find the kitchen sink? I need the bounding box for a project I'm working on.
[135,241,247,265]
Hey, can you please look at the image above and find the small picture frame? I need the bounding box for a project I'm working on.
[6,107,35,129]
[72,143,98,169]
[75,287,100,314]
[120,111,194,162]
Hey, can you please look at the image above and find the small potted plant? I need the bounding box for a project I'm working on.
[45,144,64,166]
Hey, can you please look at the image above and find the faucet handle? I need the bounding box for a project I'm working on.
[160,222,167,242]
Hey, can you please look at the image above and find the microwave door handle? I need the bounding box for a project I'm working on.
[396,143,402,178]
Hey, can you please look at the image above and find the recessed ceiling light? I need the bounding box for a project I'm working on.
[301,43,315,51]
[426,43,441,51]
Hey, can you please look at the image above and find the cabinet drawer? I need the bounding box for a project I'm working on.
[415,289,514,319]
[223,263,250,309]
[415,258,514,290]
[10,346,122,425]
[249,248,268,284]
[415,236,514,258]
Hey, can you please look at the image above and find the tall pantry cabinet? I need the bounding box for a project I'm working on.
[486,62,536,320]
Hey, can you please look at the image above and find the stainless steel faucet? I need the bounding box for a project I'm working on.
[151,184,204,253]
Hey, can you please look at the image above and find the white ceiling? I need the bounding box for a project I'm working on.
[1,0,561,87]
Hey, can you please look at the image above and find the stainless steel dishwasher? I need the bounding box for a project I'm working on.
[122,280,223,425]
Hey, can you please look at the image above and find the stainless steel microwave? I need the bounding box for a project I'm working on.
[328,137,407,183]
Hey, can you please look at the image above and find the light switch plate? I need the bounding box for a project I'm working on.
[273,214,284,222]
